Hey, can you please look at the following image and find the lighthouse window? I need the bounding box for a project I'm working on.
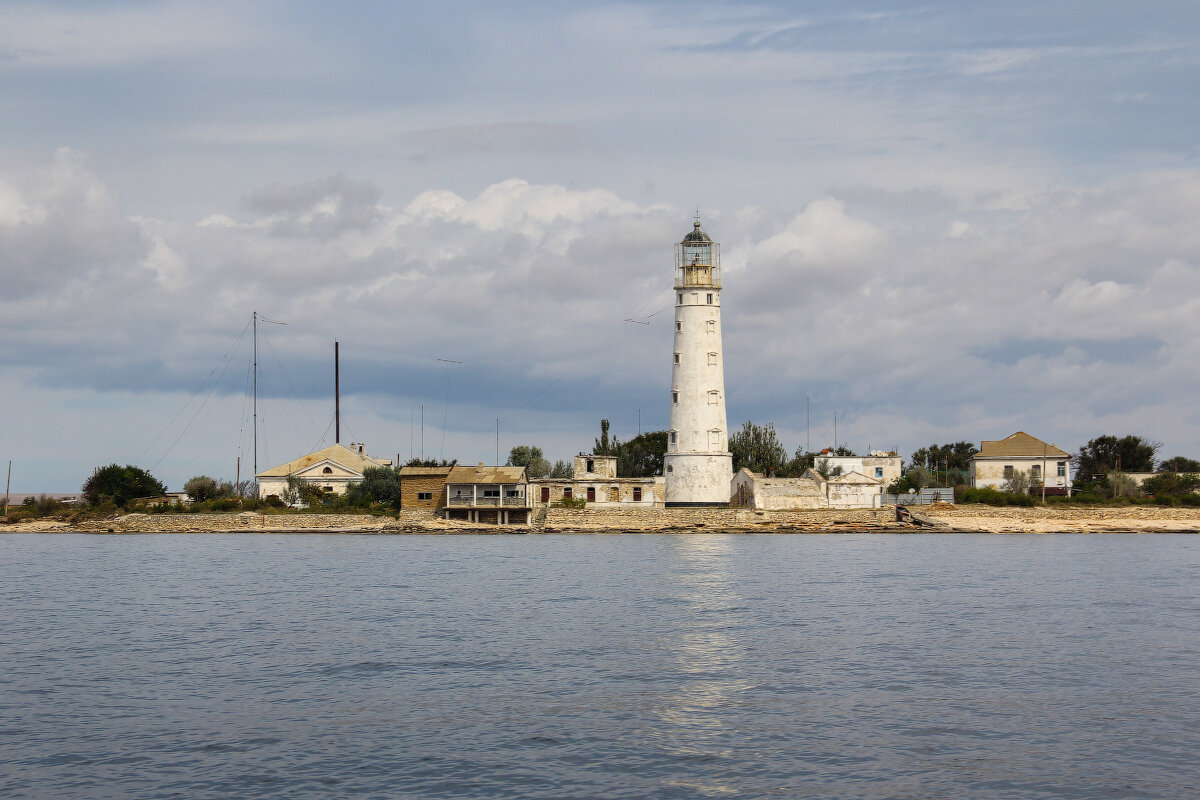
[673,353,680,364]
[677,293,682,304]
[708,352,717,366]
[675,321,681,332]
[709,430,721,448]
[672,391,678,404]
[708,391,719,405]
[707,293,713,304]
[706,320,715,333]
[670,431,677,444]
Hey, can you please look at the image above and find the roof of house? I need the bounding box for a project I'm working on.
[398,466,455,477]
[973,431,1070,459]
[446,465,527,484]
[256,443,391,478]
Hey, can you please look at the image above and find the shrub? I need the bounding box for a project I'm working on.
[551,496,587,509]
[956,487,1036,507]
[82,464,167,507]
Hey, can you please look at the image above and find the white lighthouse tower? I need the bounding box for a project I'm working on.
[664,219,733,506]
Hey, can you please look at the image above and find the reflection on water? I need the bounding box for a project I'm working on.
[2,533,1199,800]
[657,536,757,794]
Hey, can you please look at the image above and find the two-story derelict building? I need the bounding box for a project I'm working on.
[530,454,664,508]
[441,465,532,525]
[969,431,1072,494]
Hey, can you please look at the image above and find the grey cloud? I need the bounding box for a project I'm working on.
[243,174,384,238]
[404,122,585,157]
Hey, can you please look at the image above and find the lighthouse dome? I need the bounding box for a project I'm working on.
[682,220,712,243]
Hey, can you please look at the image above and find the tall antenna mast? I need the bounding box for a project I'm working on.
[253,311,258,486]
[335,341,341,444]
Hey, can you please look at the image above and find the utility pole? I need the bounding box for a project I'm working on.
[806,396,810,453]
[496,418,500,466]
[3,460,10,513]
[420,405,424,461]
[833,411,838,454]
[1041,443,1047,504]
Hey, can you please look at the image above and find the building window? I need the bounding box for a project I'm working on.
[563,487,572,499]
[670,431,677,445]
[586,459,595,473]
[506,490,520,498]
[709,430,721,449]
[675,321,682,332]
[322,466,333,474]
[674,353,680,364]
[875,467,884,478]
[667,465,673,473]
[483,489,500,498]
[706,320,715,333]
[708,391,718,405]
[677,293,683,304]
[324,486,334,492]
[417,491,432,501]
[672,391,678,404]
[1057,461,1067,477]
[1031,464,1042,476]
[708,352,717,366]
[1004,465,1014,478]
[587,487,596,502]
[707,293,713,304]
[633,487,642,501]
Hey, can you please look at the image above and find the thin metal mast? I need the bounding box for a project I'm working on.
[335,341,340,444]
[253,311,258,486]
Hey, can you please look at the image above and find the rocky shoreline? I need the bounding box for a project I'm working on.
[5,505,1200,534]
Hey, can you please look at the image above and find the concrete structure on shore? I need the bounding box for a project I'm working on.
[814,452,902,487]
[530,454,664,508]
[969,432,1072,493]
[256,442,391,500]
[732,467,886,510]
[664,220,733,506]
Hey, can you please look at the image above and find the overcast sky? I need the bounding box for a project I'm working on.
[3,0,1200,492]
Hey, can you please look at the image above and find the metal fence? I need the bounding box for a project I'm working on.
[883,487,955,506]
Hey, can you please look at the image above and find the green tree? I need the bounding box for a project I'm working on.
[786,448,818,477]
[910,442,979,474]
[345,466,404,509]
[1159,456,1200,472]
[1142,472,1200,498]
[1073,435,1160,478]
[507,445,551,478]
[887,466,930,494]
[594,419,615,456]
[617,431,668,477]
[82,464,167,507]
[1001,469,1032,494]
[183,475,223,502]
[728,421,788,475]
[404,457,457,467]
[548,459,573,478]
[281,474,326,506]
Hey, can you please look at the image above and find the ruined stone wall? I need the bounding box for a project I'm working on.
[542,506,894,532]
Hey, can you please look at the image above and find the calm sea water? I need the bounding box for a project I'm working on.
[2,533,1199,799]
